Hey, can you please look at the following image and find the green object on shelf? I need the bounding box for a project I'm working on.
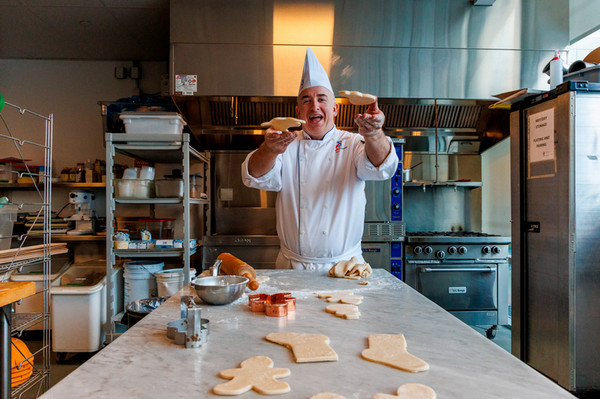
[0,93,4,113]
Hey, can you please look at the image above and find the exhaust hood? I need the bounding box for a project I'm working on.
[172,95,508,153]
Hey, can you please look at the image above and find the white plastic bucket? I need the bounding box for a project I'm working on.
[155,268,185,297]
[123,261,164,305]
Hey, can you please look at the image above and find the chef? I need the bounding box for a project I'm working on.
[242,47,398,271]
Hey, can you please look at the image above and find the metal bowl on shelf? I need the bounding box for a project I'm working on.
[191,275,249,305]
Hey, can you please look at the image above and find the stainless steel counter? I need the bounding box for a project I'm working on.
[41,270,575,398]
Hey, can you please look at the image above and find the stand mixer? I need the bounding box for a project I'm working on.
[65,190,95,235]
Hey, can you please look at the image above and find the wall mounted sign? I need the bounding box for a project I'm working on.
[528,107,557,178]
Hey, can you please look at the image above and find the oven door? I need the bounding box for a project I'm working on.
[409,260,498,311]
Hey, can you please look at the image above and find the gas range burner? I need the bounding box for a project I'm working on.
[406,231,511,244]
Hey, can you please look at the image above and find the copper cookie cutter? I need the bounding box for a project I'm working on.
[248,292,296,317]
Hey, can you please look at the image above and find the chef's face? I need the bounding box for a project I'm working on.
[296,86,338,140]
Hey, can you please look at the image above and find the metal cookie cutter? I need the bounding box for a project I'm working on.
[166,295,209,348]
[248,292,296,317]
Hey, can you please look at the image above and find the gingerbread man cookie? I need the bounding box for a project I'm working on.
[213,356,290,395]
[318,292,363,305]
[325,304,360,319]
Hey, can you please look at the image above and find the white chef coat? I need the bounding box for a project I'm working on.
[241,127,398,271]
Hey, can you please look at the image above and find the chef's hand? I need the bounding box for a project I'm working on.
[263,127,297,154]
[355,100,385,138]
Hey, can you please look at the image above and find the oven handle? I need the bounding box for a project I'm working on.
[407,259,507,265]
[419,266,497,273]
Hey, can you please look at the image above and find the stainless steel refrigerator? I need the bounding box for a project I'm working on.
[510,81,600,392]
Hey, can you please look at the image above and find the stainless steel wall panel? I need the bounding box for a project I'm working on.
[170,0,274,44]
[403,185,475,233]
[211,150,277,235]
[171,0,570,98]
[171,43,276,97]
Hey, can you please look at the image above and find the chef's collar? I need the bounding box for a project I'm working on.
[301,126,336,141]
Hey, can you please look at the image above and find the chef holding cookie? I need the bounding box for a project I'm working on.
[242,47,398,271]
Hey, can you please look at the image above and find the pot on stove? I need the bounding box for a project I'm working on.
[403,162,422,182]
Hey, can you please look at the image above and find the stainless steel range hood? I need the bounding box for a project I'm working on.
[172,95,508,153]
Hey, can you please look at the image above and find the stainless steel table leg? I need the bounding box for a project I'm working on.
[0,304,11,399]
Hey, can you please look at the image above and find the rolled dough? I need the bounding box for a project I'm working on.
[265,333,338,363]
[361,334,429,372]
[311,393,347,399]
[329,257,372,279]
[317,292,363,305]
[261,117,305,131]
[373,383,436,399]
[338,90,377,105]
[213,356,290,395]
[325,303,360,319]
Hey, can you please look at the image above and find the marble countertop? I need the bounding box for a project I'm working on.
[41,270,575,398]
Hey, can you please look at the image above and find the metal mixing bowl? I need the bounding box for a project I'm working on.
[191,275,249,305]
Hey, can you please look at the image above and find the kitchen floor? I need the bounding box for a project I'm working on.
[16,331,95,399]
[472,324,511,353]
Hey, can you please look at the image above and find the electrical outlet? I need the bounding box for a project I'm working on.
[114,66,126,79]
[130,67,140,79]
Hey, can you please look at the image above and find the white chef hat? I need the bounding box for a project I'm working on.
[298,47,334,96]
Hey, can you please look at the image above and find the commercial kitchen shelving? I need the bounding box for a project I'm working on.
[0,183,107,244]
[0,99,53,398]
[0,182,105,189]
[104,133,210,341]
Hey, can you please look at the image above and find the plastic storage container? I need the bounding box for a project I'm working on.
[0,204,18,250]
[119,112,186,135]
[155,268,195,297]
[190,174,203,198]
[51,260,123,353]
[155,178,183,198]
[10,254,71,329]
[139,218,174,239]
[114,179,154,199]
[123,260,164,305]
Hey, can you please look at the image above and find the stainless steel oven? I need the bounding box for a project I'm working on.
[404,232,510,337]
[361,138,404,278]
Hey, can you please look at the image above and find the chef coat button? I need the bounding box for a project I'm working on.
[322,231,327,235]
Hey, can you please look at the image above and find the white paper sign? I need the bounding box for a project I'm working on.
[174,74,197,95]
[528,108,555,163]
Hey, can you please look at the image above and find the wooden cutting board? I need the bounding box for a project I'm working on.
[0,282,35,307]
[0,243,67,265]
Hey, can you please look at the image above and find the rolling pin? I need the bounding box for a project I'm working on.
[217,253,260,291]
